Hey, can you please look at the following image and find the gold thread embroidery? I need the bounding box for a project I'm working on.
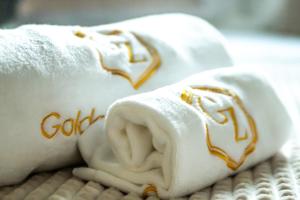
[74,30,86,38]
[181,86,258,171]
[78,115,90,134]
[41,108,104,139]
[99,31,161,90]
[41,112,61,139]
[180,89,193,105]
[124,41,147,63]
[197,96,228,124]
[74,29,161,90]
[90,108,103,124]
[198,97,248,141]
[143,184,158,197]
[78,108,104,135]
[62,118,74,136]
[74,110,82,134]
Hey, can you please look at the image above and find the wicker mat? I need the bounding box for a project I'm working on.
[1,140,300,200]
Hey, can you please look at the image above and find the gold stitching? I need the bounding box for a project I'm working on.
[74,30,86,38]
[62,118,74,136]
[99,31,161,89]
[41,108,104,139]
[143,184,158,197]
[181,86,258,170]
[180,89,193,104]
[75,110,82,134]
[74,29,161,90]
[41,112,61,139]
[124,42,147,63]
[197,96,228,124]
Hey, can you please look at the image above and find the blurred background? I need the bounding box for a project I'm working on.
[0,0,300,126]
[1,0,300,65]
[1,0,300,33]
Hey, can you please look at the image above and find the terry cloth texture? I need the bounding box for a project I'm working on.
[0,138,299,200]
[75,68,291,198]
[0,13,232,187]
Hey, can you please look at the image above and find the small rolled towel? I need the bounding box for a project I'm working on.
[74,68,292,198]
[0,13,232,186]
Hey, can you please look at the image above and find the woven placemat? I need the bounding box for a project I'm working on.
[1,140,299,200]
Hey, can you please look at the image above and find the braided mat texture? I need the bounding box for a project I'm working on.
[1,141,299,200]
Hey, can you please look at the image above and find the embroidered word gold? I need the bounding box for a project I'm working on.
[74,29,161,90]
[41,108,104,139]
[180,86,258,170]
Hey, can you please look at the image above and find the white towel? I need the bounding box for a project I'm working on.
[74,68,292,198]
[0,13,232,186]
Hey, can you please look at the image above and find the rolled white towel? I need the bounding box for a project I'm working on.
[0,13,232,186]
[74,67,292,198]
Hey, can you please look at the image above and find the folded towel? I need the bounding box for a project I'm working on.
[0,13,232,186]
[74,68,292,198]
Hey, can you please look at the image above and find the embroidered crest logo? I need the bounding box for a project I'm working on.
[74,29,161,89]
[180,86,258,170]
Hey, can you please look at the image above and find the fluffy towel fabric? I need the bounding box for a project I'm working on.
[0,13,232,186]
[74,68,292,198]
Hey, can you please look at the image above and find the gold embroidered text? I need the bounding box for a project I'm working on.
[41,108,104,139]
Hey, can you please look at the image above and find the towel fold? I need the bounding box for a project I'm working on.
[74,68,292,198]
[0,13,232,186]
